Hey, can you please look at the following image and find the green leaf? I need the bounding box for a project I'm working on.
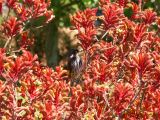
[106,36,113,43]
[124,7,133,18]
[157,0,160,3]
[152,24,158,31]
[103,34,113,43]
[143,1,154,9]
[16,81,21,87]
[18,0,23,3]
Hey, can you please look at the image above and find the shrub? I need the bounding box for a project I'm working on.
[0,0,160,119]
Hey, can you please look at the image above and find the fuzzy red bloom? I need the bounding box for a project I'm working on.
[141,9,157,25]
[45,100,53,115]
[0,0,2,14]
[78,27,97,49]
[113,82,133,113]
[117,0,128,7]
[99,0,110,5]
[71,8,97,29]
[14,4,30,21]
[71,8,97,50]
[32,0,50,18]
[44,10,54,23]
[102,3,124,29]
[2,17,22,38]
[0,48,5,75]
[130,52,153,76]
[127,2,140,20]
[19,31,34,48]
[23,0,34,4]
[6,0,17,8]
[133,23,147,48]
[156,17,160,28]
[8,50,38,82]
[1,0,160,119]
[102,42,116,62]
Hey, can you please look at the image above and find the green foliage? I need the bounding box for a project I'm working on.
[51,0,98,27]
[124,7,133,19]
[143,1,154,9]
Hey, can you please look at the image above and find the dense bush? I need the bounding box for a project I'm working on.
[0,0,160,119]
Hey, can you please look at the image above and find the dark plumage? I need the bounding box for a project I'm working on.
[68,49,82,86]
[68,49,82,74]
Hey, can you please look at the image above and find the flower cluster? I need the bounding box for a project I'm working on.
[70,8,97,50]
[69,0,160,119]
[0,0,160,119]
[0,49,68,119]
[1,0,54,49]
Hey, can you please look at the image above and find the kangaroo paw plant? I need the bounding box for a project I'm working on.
[0,0,160,119]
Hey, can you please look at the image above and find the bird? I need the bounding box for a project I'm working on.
[67,48,82,86]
